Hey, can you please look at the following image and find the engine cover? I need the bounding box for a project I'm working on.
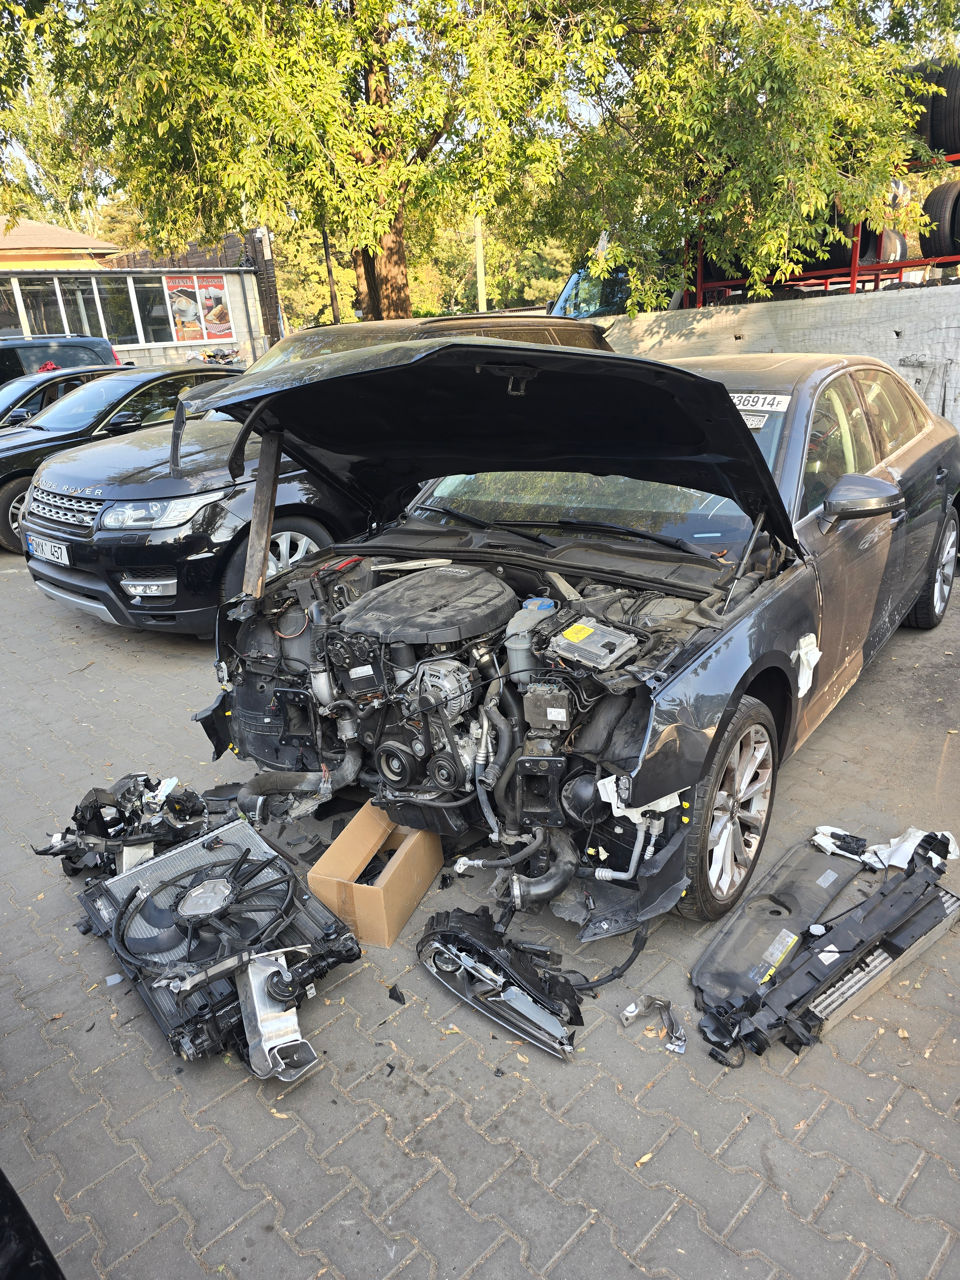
[335,565,518,643]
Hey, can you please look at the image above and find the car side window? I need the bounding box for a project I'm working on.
[854,368,921,458]
[120,378,193,427]
[803,375,878,510]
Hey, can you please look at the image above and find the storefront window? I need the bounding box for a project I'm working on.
[132,276,174,343]
[59,276,103,338]
[96,276,139,345]
[0,277,20,335]
[18,277,64,335]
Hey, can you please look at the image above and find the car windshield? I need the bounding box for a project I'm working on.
[552,266,632,319]
[27,375,133,433]
[418,411,787,553]
[247,325,425,374]
[0,375,41,419]
[420,472,748,551]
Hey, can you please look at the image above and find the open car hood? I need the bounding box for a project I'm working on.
[181,338,801,553]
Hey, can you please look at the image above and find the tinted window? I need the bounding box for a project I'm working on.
[854,368,921,458]
[0,348,24,382]
[552,266,631,318]
[29,374,137,432]
[119,376,199,426]
[18,341,103,373]
[803,375,878,510]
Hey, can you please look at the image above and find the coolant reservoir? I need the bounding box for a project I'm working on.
[505,597,556,688]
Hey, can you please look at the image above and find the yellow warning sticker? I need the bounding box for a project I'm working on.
[562,623,595,643]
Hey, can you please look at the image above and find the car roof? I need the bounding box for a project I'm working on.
[667,352,890,395]
[0,334,112,346]
[3,365,120,390]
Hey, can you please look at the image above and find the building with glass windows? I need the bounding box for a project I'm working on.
[0,220,270,366]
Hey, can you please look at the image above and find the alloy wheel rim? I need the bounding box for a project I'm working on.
[934,522,958,617]
[8,490,25,534]
[706,723,774,900]
[266,531,321,578]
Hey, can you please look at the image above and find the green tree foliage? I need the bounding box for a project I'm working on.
[542,0,960,307]
[1,44,114,234]
[49,0,606,317]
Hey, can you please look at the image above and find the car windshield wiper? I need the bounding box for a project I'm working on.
[546,517,707,557]
[416,503,554,546]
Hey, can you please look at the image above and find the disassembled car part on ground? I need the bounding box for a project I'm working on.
[78,820,360,1080]
[693,830,960,1065]
[33,774,235,879]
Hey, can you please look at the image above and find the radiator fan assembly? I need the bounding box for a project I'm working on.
[79,820,360,1081]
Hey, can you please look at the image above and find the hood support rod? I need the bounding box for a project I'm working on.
[234,394,284,599]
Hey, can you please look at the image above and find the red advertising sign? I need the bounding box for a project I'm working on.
[196,274,235,341]
[165,274,204,342]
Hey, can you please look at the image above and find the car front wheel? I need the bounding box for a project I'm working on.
[903,507,958,630]
[0,476,30,554]
[678,694,778,921]
[220,516,332,602]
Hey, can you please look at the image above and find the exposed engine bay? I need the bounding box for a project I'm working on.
[198,553,732,911]
[196,547,773,1054]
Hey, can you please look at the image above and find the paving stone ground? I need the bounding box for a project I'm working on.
[0,557,958,1280]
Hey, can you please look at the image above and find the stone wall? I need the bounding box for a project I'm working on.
[606,282,960,421]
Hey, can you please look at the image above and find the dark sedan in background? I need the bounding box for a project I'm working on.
[0,365,121,428]
[0,364,238,552]
[20,315,612,631]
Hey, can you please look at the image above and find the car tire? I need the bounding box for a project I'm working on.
[919,181,960,258]
[220,515,332,603]
[0,476,30,553]
[931,61,960,154]
[677,694,778,922]
[902,507,959,630]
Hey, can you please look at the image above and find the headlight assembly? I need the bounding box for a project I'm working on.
[100,490,228,530]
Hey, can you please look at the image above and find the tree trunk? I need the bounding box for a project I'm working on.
[373,209,411,318]
[351,247,378,320]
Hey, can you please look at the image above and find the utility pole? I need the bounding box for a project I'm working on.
[474,214,487,312]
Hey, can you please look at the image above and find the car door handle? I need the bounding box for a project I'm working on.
[935,467,948,485]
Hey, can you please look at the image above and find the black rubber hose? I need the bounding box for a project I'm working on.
[509,830,579,908]
[237,744,362,816]
[568,927,647,992]
[480,703,514,790]
[472,826,546,870]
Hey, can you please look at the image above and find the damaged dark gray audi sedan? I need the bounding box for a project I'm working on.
[184,341,959,1052]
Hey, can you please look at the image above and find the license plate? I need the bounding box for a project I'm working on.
[26,533,70,566]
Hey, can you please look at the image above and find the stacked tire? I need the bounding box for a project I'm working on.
[911,61,960,154]
[919,181,960,257]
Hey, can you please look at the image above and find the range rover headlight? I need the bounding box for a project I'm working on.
[100,490,229,530]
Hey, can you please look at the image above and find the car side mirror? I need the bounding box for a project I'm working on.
[103,409,143,433]
[4,408,31,426]
[821,473,904,526]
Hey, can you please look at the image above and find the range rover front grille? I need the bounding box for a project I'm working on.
[30,487,105,529]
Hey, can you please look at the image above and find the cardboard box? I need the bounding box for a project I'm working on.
[306,801,444,948]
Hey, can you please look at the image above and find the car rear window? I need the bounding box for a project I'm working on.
[17,342,104,374]
[0,348,25,382]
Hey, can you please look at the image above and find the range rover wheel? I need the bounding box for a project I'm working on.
[220,516,332,602]
[678,695,778,921]
[903,507,958,630]
[0,476,30,554]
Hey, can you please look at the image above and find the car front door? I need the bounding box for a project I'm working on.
[852,366,941,614]
[793,372,901,740]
